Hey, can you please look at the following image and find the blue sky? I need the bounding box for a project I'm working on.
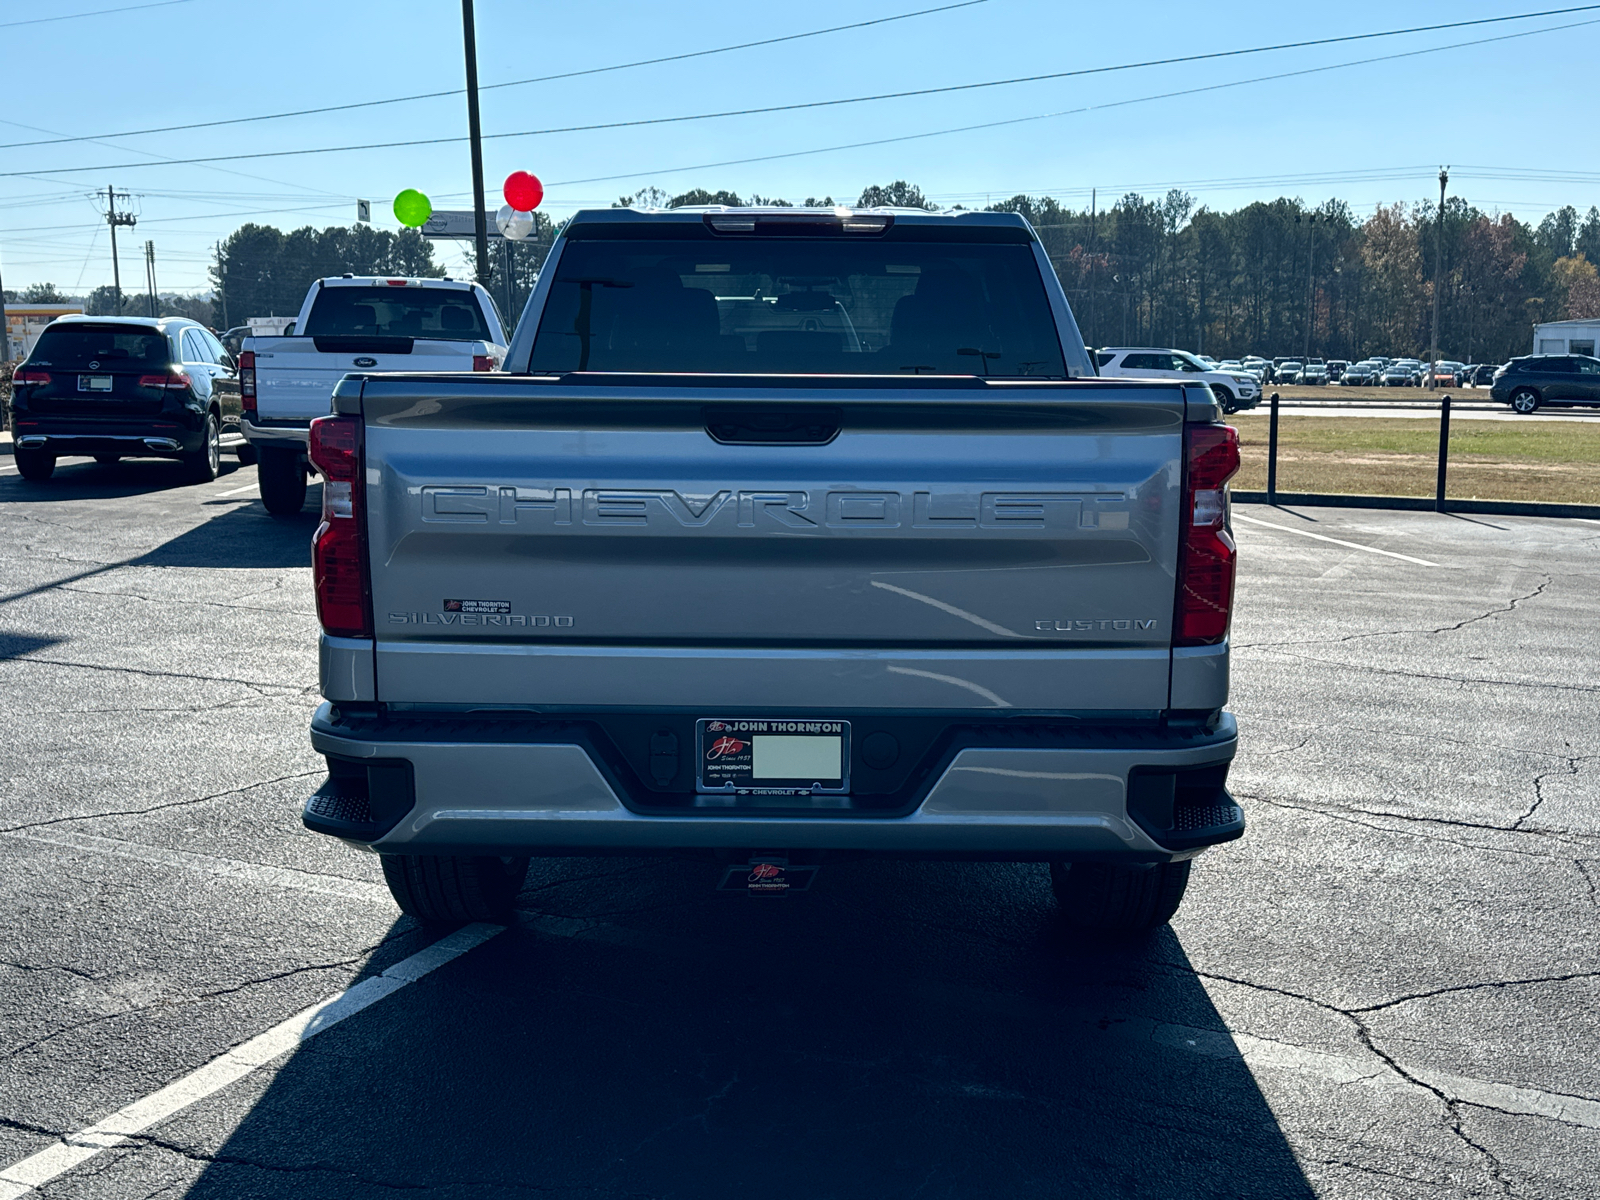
[3,0,1597,295]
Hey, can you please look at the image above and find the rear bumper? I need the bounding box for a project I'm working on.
[304,703,1241,861]
[11,418,205,457]
[242,417,310,448]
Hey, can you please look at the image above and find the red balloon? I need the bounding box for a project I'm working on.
[503,171,543,211]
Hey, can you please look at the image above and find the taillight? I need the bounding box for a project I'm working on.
[138,372,192,390]
[13,370,50,385]
[239,350,256,415]
[308,415,371,638]
[1174,424,1240,646]
[472,355,494,372]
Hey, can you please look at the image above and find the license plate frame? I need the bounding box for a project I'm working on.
[696,718,850,796]
[78,375,113,393]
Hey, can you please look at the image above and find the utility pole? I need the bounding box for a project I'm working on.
[144,241,159,317]
[1303,212,1318,362]
[1088,188,1096,346]
[0,239,11,363]
[461,0,490,286]
[1429,167,1448,391]
[214,242,229,329]
[501,237,514,329]
[103,185,137,315]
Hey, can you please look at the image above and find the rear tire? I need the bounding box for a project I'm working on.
[1050,860,1191,935]
[1510,388,1540,415]
[258,447,307,514]
[183,414,221,483]
[14,449,55,481]
[235,442,258,466]
[380,854,530,923]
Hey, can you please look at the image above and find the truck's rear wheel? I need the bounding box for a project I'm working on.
[258,447,307,514]
[380,854,529,923]
[1050,860,1191,934]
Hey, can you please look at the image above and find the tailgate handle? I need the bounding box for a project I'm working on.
[704,406,841,445]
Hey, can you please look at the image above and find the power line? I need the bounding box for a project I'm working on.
[10,4,1599,179]
[13,168,1585,244]
[0,0,194,29]
[1,201,354,238]
[544,16,1600,189]
[0,0,989,151]
[0,114,348,198]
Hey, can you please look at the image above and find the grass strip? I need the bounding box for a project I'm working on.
[1231,415,1600,504]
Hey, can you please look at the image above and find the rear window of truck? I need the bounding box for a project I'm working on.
[27,324,169,370]
[302,287,493,341]
[528,239,1067,377]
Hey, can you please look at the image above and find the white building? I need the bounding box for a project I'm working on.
[4,304,83,361]
[1532,318,1600,358]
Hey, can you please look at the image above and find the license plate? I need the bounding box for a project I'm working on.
[78,375,113,392]
[696,718,850,795]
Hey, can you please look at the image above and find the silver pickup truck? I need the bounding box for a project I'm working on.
[300,207,1243,936]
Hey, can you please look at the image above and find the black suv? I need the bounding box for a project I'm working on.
[1489,355,1600,414]
[8,316,242,481]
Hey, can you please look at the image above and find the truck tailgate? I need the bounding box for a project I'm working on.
[361,379,1185,712]
[255,338,485,422]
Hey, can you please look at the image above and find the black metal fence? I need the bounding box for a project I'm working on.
[1240,392,1600,519]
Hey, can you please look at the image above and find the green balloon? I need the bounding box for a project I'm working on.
[393,189,432,227]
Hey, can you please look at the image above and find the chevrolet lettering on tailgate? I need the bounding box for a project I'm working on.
[420,486,1133,531]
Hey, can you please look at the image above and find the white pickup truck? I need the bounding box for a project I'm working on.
[240,276,507,513]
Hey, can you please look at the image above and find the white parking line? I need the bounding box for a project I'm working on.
[0,923,504,1200]
[214,481,259,497]
[1232,512,1443,566]
[2,829,389,905]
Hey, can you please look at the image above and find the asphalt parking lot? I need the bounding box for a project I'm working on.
[1,450,1596,1199]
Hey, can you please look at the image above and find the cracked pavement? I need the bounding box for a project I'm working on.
[1,456,1597,1198]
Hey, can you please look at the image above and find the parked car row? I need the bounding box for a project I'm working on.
[1191,354,1511,388]
[1096,349,1600,413]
